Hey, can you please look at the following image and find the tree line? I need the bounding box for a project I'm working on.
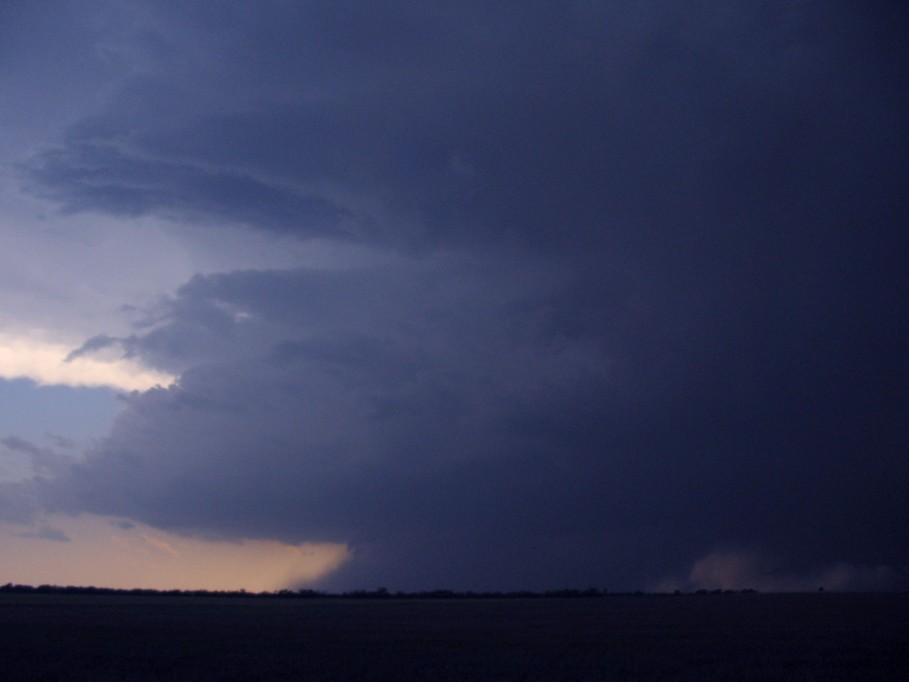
[0,583,759,599]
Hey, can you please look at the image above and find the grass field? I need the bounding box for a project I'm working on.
[1,592,906,680]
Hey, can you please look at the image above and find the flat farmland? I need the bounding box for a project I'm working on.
[1,593,907,680]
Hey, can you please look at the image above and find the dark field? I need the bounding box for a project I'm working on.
[1,593,907,680]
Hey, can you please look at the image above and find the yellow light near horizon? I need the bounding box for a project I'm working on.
[0,332,174,391]
[0,515,350,592]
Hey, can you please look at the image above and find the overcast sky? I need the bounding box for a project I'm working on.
[1,1,907,593]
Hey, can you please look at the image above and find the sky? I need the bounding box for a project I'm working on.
[0,1,907,593]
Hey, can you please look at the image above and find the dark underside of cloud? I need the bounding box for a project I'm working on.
[6,1,908,590]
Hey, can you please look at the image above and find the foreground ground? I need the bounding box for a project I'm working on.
[1,592,907,680]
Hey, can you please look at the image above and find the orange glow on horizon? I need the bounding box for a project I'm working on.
[0,515,350,592]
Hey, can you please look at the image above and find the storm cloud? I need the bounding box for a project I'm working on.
[5,1,908,590]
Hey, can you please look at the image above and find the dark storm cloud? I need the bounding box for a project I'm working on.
[26,137,347,236]
[29,260,632,585]
[31,250,909,589]
[1,436,66,476]
[11,1,909,589]
[23,3,908,252]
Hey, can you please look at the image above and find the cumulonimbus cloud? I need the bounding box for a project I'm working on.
[4,1,907,591]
